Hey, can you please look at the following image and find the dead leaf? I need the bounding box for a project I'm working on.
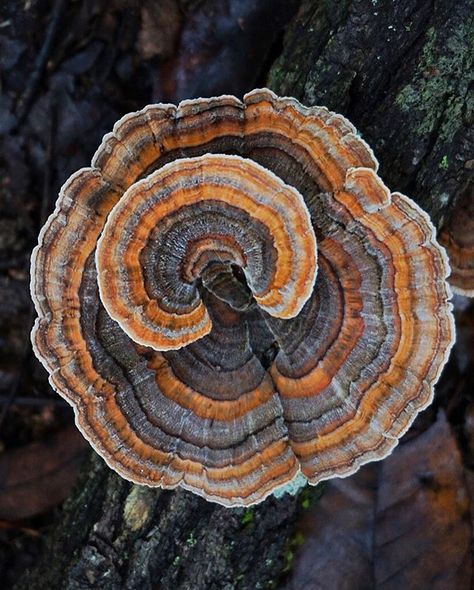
[0,425,88,520]
[282,412,472,590]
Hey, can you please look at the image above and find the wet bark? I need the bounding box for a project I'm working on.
[13,0,473,588]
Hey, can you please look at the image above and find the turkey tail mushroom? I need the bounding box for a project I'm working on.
[438,180,474,297]
[30,89,455,507]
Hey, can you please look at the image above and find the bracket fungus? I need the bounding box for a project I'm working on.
[438,181,474,297]
[31,89,455,507]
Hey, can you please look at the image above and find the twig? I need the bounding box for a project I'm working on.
[40,98,56,226]
[14,0,66,125]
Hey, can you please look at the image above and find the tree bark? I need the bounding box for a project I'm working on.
[14,0,473,588]
[268,0,473,227]
[16,452,307,590]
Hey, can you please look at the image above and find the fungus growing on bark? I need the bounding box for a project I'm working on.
[438,181,474,297]
[31,89,455,506]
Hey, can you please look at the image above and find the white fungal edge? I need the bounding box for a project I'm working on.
[451,284,474,297]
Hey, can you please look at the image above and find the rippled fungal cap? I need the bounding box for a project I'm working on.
[30,88,455,507]
[438,181,474,297]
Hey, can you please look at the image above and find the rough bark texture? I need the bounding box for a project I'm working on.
[268,0,473,228]
[16,453,305,590]
[14,0,473,588]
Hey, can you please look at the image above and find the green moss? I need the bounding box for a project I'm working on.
[301,497,310,509]
[297,481,327,510]
[282,531,305,572]
[299,487,312,510]
[172,555,181,567]
[240,508,255,526]
[394,24,473,141]
[439,155,449,170]
[185,532,197,547]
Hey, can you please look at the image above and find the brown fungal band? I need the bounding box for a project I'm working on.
[31,89,455,506]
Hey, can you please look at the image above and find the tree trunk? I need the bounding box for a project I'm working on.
[15,452,307,590]
[269,0,473,227]
[14,0,473,588]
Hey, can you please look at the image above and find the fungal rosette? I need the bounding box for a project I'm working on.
[31,89,455,506]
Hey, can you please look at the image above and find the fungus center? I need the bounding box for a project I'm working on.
[199,262,253,312]
[95,154,318,351]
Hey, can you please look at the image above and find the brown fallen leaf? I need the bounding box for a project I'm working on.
[0,425,88,520]
[282,411,472,590]
[463,469,474,578]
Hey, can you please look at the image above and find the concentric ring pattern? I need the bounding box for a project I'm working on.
[30,89,455,506]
